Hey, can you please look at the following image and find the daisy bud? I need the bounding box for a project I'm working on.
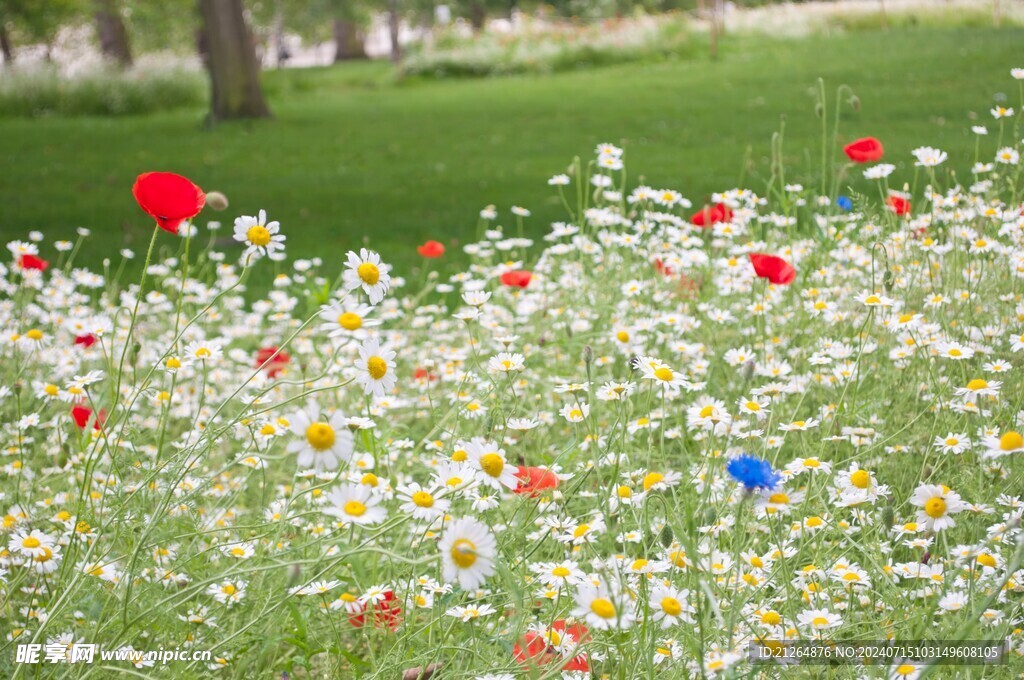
[13,380,23,395]
[205,191,229,211]
[582,345,593,366]
[849,95,861,111]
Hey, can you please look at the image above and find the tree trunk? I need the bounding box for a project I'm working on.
[0,19,14,64]
[198,0,271,121]
[387,0,401,63]
[94,0,132,67]
[273,0,285,67]
[333,17,366,62]
[469,2,486,32]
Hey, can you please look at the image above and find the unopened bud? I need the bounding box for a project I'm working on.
[849,95,861,111]
[205,191,229,211]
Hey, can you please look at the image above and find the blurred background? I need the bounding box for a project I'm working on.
[0,0,1022,279]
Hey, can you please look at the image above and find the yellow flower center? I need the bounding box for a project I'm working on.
[360,473,378,487]
[894,665,916,677]
[367,356,388,380]
[450,539,477,568]
[811,616,829,627]
[643,472,665,491]
[551,566,571,577]
[412,491,434,508]
[590,598,616,619]
[222,584,237,595]
[344,500,367,517]
[246,225,271,246]
[948,348,962,357]
[338,312,362,331]
[768,493,789,504]
[632,558,648,571]
[26,329,44,341]
[924,497,947,518]
[699,405,715,418]
[44,384,59,396]
[977,554,997,568]
[452,449,467,462]
[849,470,870,489]
[305,422,335,451]
[661,597,682,616]
[761,611,781,625]
[446,476,463,488]
[654,367,673,382]
[864,295,881,305]
[479,453,504,477]
[617,485,632,498]
[357,262,380,285]
[1000,431,1023,451]
[616,331,630,342]
[22,537,41,549]
[966,378,988,391]
[573,524,590,538]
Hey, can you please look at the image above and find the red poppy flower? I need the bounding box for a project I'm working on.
[653,258,673,277]
[413,367,438,382]
[886,195,911,216]
[71,404,104,430]
[690,203,733,227]
[18,254,49,271]
[254,346,290,378]
[749,253,796,285]
[843,137,884,163]
[500,270,532,288]
[513,619,589,672]
[348,591,402,631]
[514,466,560,496]
[74,334,97,348]
[132,172,205,234]
[417,240,445,258]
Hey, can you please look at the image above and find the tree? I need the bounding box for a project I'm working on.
[332,0,366,62]
[94,0,132,66]
[198,0,271,121]
[0,15,14,63]
[386,0,400,63]
[0,0,84,60]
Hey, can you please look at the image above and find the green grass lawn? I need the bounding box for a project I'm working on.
[1,26,1022,281]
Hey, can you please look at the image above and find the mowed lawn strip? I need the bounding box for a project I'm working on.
[0,26,1021,281]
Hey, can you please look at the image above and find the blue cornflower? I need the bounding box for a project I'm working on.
[726,454,780,491]
[836,195,853,212]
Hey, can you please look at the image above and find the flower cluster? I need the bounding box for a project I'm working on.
[1,68,1024,678]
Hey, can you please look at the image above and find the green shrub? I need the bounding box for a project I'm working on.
[0,57,207,118]
[402,13,697,79]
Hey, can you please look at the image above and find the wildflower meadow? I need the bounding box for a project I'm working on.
[4,67,1024,680]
